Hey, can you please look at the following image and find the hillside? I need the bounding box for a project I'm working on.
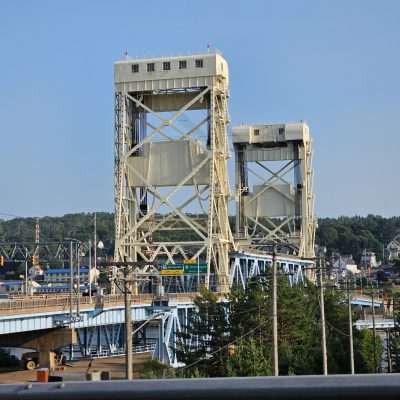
[1,213,399,262]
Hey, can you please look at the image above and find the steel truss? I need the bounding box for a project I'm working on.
[0,240,87,264]
[234,125,316,259]
[67,308,184,366]
[229,251,314,289]
[114,55,234,293]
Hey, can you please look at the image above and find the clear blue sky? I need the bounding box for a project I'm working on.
[0,0,399,218]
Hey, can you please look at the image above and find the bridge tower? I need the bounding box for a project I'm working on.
[114,52,233,292]
[232,122,316,258]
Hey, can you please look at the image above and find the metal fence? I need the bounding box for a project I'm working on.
[0,375,399,400]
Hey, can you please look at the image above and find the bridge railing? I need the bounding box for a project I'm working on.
[0,292,197,314]
[0,375,399,400]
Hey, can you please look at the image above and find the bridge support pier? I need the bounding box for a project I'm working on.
[38,350,56,370]
[0,327,76,370]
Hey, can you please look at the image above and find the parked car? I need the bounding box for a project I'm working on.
[21,351,66,370]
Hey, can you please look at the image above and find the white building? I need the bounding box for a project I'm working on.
[29,265,44,279]
[388,234,400,261]
[332,255,360,277]
[360,251,379,268]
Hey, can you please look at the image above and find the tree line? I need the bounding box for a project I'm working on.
[1,213,399,262]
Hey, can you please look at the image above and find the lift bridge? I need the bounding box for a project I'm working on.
[0,51,316,367]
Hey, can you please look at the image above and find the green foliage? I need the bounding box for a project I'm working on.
[0,213,114,255]
[316,215,400,261]
[177,279,383,377]
[389,294,400,372]
[176,288,229,377]
[226,338,271,376]
[354,329,383,373]
[142,359,175,379]
[1,213,399,265]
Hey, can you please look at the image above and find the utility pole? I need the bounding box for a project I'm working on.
[124,266,133,380]
[69,240,74,361]
[94,212,97,285]
[387,328,392,373]
[319,254,328,376]
[272,249,279,377]
[76,244,80,316]
[69,240,74,323]
[25,248,28,297]
[372,285,377,373]
[347,277,355,374]
[88,239,92,303]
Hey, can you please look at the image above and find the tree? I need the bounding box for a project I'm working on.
[354,328,383,373]
[176,277,383,377]
[226,338,271,376]
[176,288,229,377]
[389,294,400,372]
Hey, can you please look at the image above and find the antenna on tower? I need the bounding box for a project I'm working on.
[124,49,129,60]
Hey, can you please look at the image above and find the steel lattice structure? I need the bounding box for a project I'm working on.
[114,53,234,293]
[233,123,316,259]
[0,240,87,263]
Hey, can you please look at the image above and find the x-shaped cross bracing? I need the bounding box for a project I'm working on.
[116,88,216,264]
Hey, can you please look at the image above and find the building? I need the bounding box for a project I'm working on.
[388,234,400,261]
[0,280,24,294]
[44,266,90,284]
[332,254,359,278]
[360,250,379,269]
[29,265,44,279]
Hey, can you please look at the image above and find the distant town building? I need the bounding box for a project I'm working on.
[0,280,24,294]
[29,265,44,279]
[44,266,90,283]
[0,280,41,295]
[360,250,379,269]
[332,254,359,277]
[388,234,400,261]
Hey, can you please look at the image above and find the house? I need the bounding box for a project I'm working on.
[29,265,44,279]
[332,254,359,277]
[388,234,400,261]
[360,251,379,268]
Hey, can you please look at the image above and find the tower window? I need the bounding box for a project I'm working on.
[131,64,139,73]
[147,63,155,72]
[163,61,171,71]
[254,129,260,136]
[179,60,187,69]
[195,59,203,68]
